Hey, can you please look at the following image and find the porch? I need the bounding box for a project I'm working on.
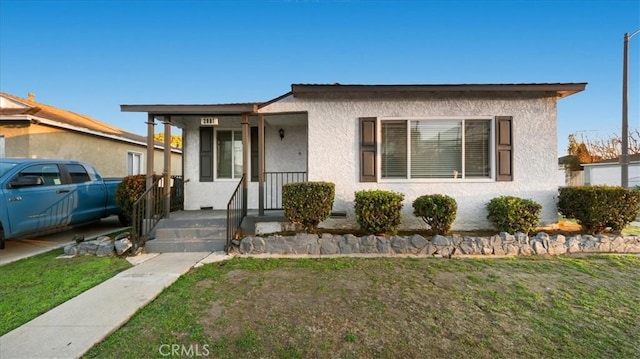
[146,209,287,253]
[120,103,308,252]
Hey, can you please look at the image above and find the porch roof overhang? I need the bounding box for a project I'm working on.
[290,83,587,99]
[120,103,259,116]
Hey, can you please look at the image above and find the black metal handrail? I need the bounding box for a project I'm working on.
[131,177,164,250]
[264,171,308,210]
[226,174,247,252]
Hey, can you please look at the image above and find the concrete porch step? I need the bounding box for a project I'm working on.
[145,237,226,253]
[145,215,228,253]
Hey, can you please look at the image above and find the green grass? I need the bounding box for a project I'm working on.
[0,248,131,335]
[86,256,640,358]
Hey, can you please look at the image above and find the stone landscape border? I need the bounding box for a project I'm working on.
[236,232,640,257]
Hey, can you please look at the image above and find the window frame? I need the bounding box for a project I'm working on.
[377,116,495,183]
[127,151,143,176]
[215,128,243,181]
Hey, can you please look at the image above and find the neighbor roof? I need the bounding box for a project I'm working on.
[583,153,640,165]
[1,92,134,136]
[0,92,179,151]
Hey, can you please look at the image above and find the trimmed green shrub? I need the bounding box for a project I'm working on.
[486,196,542,234]
[558,185,640,234]
[354,190,404,235]
[282,182,335,232]
[412,194,457,235]
[114,174,160,226]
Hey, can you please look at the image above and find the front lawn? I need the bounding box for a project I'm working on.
[86,255,640,358]
[0,248,131,335]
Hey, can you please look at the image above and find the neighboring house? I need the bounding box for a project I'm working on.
[557,155,585,187]
[0,92,182,177]
[122,83,586,230]
[583,153,640,188]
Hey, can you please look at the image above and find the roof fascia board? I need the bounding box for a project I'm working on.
[291,83,587,98]
[120,104,257,115]
[583,161,640,167]
[257,91,293,109]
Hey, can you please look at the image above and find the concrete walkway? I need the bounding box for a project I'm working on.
[0,251,231,359]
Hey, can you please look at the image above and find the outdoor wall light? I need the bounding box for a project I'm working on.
[279,128,285,140]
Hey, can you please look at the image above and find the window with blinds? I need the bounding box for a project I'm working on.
[381,119,491,179]
[381,121,407,178]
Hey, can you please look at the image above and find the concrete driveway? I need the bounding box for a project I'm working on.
[0,215,126,265]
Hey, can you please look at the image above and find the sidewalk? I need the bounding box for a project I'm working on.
[0,251,231,359]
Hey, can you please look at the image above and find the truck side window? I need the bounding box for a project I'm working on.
[16,164,62,186]
[66,164,91,184]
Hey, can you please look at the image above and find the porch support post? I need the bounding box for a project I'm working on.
[258,114,265,216]
[145,114,155,189]
[241,113,249,215]
[145,115,155,223]
[163,116,172,218]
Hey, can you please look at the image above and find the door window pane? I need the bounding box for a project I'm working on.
[217,130,242,179]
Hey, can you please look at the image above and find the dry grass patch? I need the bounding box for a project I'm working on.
[86,256,640,359]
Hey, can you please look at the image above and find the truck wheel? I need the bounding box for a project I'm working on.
[0,228,5,250]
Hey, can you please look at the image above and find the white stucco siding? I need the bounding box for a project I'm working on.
[265,123,307,173]
[261,94,559,230]
[181,116,308,210]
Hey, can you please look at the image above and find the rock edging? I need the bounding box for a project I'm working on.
[236,232,640,257]
[63,232,132,257]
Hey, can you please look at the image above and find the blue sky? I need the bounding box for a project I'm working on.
[0,0,638,155]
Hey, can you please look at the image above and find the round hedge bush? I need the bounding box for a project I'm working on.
[413,194,457,235]
[486,196,541,234]
[355,190,404,235]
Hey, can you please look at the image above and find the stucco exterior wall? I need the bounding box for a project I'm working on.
[0,124,182,177]
[182,118,308,210]
[259,93,559,230]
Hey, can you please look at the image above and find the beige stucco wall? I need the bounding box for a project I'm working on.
[0,124,182,177]
[258,93,559,230]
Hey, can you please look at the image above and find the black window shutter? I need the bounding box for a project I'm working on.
[200,127,214,182]
[359,117,377,182]
[495,116,513,181]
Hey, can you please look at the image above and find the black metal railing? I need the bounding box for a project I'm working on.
[131,177,164,250]
[226,174,247,251]
[264,171,308,210]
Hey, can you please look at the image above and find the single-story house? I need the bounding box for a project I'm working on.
[122,83,586,231]
[583,153,640,188]
[0,92,182,177]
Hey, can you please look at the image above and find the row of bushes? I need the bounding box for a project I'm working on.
[282,182,640,235]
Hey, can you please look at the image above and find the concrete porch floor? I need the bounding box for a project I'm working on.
[145,209,286,253]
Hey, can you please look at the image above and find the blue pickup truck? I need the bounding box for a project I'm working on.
[0,159,123,249]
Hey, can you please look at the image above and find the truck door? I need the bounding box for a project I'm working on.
[63,163,105,224]
[5,164,75,237]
